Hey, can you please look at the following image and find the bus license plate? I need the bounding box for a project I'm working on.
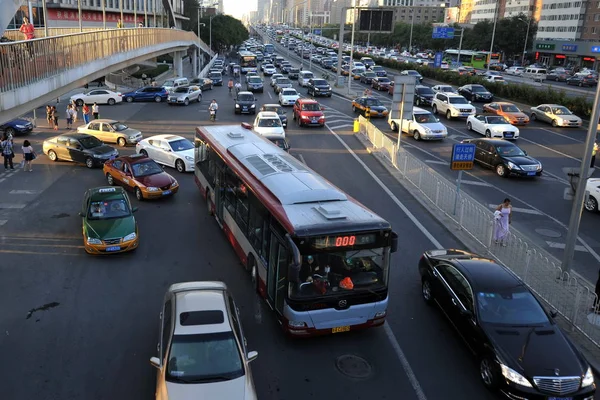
[163,190,171,195]
[106,246,121,252]
[332,326,350,334]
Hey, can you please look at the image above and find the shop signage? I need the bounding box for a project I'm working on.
[536,43,555,50]
[591,46,600,53]
[562,44,577,52]
[46,9,142,23]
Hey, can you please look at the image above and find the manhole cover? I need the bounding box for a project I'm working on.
[335,355,372,379]
[535,228,561,238]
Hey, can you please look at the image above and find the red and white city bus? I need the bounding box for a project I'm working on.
[194,123,398,336]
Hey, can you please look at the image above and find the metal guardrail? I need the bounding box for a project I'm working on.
[0,28,213,94]
[357,116,600,349]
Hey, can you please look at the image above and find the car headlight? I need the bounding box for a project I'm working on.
[87,237,102,245]
[129,135,137,139]
[185,156,193,161]
[167,97,172,101]
[235,104,240,108]
[15,124,25,128]
[315,87,320,91]
[146,187,159,192]
[582,367,595,387]
[250,104,255,108]
[123,232,137,242]
[507,161,521,170]
[536,163,542,171]
[423,127,432,134]
[170,181,178,188]
[93,154,104,158]
[500,364,532,387]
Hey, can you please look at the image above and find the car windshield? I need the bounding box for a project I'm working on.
[164,80,174,86]
[277,78,291,84]
[238,94,254,102]
[417,87,434,95]
[290,248,388,299]
[471,86,487,92]
[365,72,376,77]
[552,106,572,115]
[313,79,328,85]
[88,198,130,220]
[79,136,103,149]
[302,103,320,111]
[131,160,163,177]
[439,86,454,92]
[282,89,297,96]
[166,332,244,383]
[487,116,509,124]
[271,138,288,149]
[303,73,314,79]
[372,66,383,70]
[378,78,391,83]
[110,122,128,132]
[263,106,284,114]
[415,113,437,124]
[169,139,193,152]
[257,118,282,127]
[495,144,526,157]
[248,77,262,83]
[407,71,420,75]
[208,73,221,79]
[174,87,188,93]
[364,98,383,107]
[477,288,549,325]
[289,68,299,72]
[501,104,520,112]
[449,96,469,104]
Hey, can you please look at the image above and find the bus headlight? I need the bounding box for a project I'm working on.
[374,311,387,318]
[288,320,307,328]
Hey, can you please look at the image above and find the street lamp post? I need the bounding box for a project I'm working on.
[347,0,357,96]
[519,17,531,66]
[487,0,499,72]
[408,9,415,53]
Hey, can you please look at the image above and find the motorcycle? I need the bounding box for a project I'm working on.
[209,109,216,121]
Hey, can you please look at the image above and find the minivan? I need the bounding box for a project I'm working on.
[298,71,315,87]
[162,77,189,93]
[523,67,547,82]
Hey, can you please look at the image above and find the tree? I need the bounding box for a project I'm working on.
[199,14,248,51]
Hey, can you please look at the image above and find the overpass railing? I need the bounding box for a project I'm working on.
[3,27,102,40]
[0,28,212,94]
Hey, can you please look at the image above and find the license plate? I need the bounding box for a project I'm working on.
[548,398,572,400]
[312,118,317,122]
[332,326,350,333]
[527,172,536,176]
[505,134,513,138]
[105,246,121,252]
[163,190,171,195]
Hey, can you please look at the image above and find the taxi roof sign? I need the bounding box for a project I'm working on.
[98,188,117,193]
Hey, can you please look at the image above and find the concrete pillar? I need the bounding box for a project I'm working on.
[192,48,198,77]
[174,51,183,77]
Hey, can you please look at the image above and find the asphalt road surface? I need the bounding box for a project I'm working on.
[0,81,507,399]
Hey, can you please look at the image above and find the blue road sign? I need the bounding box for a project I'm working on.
[451,143,475,170]
[313,29,322,35]
[434,52,443,68]
[432,26,455,39]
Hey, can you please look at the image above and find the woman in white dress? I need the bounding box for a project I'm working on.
[494,198,512,246]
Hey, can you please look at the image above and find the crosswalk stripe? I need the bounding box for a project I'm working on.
[327,124,353,130]
[0,220,7,226]
[546,241,588,252]
[0,203,27,209]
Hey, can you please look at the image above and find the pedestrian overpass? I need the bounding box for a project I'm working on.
[0,27,213,124]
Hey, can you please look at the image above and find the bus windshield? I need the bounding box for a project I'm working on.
[290,247,388,299]
[240,56,256,68]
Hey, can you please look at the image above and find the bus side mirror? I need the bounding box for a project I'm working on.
[391,231,398,253]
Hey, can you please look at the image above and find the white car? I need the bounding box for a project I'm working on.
[167,86,202,106]
[270,74,284,87]
[466,115,520,139]
[278,88,299,106]
[505,66,524,76]
[585,178,600,212]
[485,75,507,85]
[432,93,476,120]
[136,134,195,173]
[263,64,277,75]
[431,85,456,94]
[530,104,583,128]
[253,111,285,140]
[389,106,447,141]
[70,89,122,106]
[150,282,258,400]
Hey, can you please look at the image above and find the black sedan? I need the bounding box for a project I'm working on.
[463,138,542,178]
[371,77,391,91]
[419,249,596,400]
[261,104,288,128]
[359,71,377,84]
[414,85,435,107]
[458,84,493,102]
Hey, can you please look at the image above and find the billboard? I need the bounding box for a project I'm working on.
[358,9,394,33]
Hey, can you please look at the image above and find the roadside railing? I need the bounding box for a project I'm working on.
[0,28,213,94]
[357,116,600,349]
[3,27,102,41]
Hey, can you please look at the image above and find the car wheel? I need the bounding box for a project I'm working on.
[198,95,202,103]
[585,195,598,212]
[446,110,452,120]
[413,130,421,141]
[107,98,116,105]
[76,99,84,106]
[48,150,58,161]
[421,278,434,305]
[184,98,189,106]
[6,127,16,137]
[135,187,143,201]
[552,119,558,127]
[415,98,420,106]
[106,173,114,185]
[467,122,473,131]
[485,130,492,138]
[126,96,134,103]
[154,96,162,103]
[496,164,508,177]
[579,82,583,87]
[250,256,260,293]
[85,157,94,169]
[117,137,126,147]
[530,113,537,121]
[298,117,302,127]
[391,121,398,132]
[432,105,438,114]
[206,189,213,215]
[480,357,500,391]
[175,159,185,173]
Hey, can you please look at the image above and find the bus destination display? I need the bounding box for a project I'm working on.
[312,233,377,249]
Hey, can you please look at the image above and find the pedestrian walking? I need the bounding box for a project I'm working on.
[46,105,53,128]
[591,141,598,168]
[117,18,124,28]
[593,268,600,312]
[71,99,79,123]
[92,103,99,119]
[21,140,35,172]
[82,103,91,124]
[66,104,74,129]
[494,198,512,246]
[52,106,59,130]
[19,16,35,58]
[1,134,15,170]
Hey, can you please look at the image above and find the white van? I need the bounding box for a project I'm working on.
[523,67,547,82]
[298,71,314,87]
[163,77,189,92]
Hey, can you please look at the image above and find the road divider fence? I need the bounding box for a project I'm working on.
[357,115,600,350]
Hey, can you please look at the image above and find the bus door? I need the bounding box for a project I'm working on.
[214,167,225,222]
[268,231,289,314]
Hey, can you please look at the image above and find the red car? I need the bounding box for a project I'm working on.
[387,81,395,95]
[292,98,325,127]
[372,77,392,91]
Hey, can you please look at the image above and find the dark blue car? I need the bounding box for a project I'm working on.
[122,86,168,103]
[1,118,34,136]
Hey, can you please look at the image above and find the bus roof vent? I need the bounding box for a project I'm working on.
[315,204,347,220]
[263,154,294,173]
[227,131,245,139]
[246,155,276,175]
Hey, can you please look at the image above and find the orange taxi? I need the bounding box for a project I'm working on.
[103,153,179,201]
[482,102,530,125]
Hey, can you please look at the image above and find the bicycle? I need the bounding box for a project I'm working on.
[209,109,216,122]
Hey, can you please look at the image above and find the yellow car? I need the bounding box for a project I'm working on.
[351,96,389,118]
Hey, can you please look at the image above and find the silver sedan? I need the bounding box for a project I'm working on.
[167,86,202,106]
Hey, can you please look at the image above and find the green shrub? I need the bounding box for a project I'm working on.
[132,64,169,79]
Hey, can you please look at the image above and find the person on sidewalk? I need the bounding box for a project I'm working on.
[1,134,15,170]
[65,104,73,129]
[92,103,99,119]
[117,18,124,28]
[494,198,512,246]
[51,106,59,131]
[82,103,91,124]
[591,141,598,168]
[19,17,35,58]
[46,105,53,128]
[21,140,35,172]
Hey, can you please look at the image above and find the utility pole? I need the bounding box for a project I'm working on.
[335,6,347,88]
[347,2,356,96]
[487,1,499,72]
[457,27,464,67]
[408,9,414,52]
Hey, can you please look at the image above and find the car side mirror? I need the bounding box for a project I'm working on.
[550,310,558,318]
[460,309,473,318]
[523,151,528,156]
[132,206,138,212]
[436,118,440,122]
[468,101,472,104]
[78,212,84,217]
[150,357,160,369]
[320,106,325,111]
[247,350,258,362]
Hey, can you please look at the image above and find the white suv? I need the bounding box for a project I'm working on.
[432,93,476,120]
[388,106,447,141]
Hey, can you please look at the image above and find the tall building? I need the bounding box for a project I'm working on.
[390,6,445,24]
[470,0,503,24]
[536,0,585,40]
[379,0,447,6]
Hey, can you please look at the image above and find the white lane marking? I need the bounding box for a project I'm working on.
[325,124,431,400]
[546,241,588,252]
[298,153,307,165]
[9,190,38,195]
[0,220,7,226]
[425,159,448,165]
[487,204,543,215]
[518,136,581,162]
[327,124,353,130]
[538,127,585,143]
[461,180,492,187]
[0,178,5,183]
[0,203,26,209]
[267,91,273,99]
